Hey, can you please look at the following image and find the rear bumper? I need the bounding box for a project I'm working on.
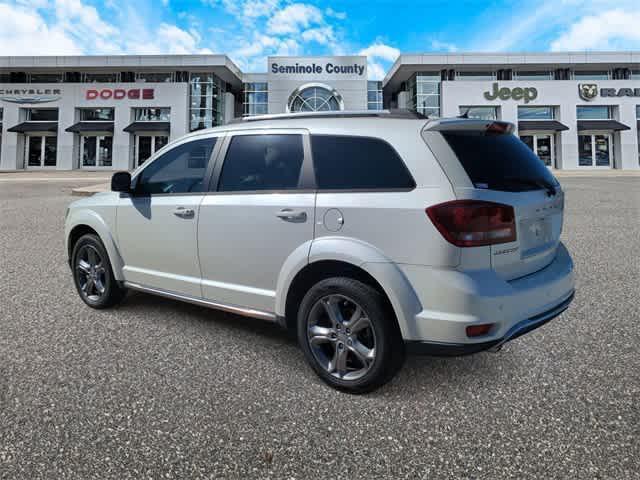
[399,242,575,347]
[405,290,574,356]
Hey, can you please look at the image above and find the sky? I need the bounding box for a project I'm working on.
[1,0,640,79]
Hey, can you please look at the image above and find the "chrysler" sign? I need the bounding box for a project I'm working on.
[0,88,62,104]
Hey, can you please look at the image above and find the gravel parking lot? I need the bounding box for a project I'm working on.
[0,176,638,479]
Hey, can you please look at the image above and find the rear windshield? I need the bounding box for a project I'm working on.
[441,131,557,192]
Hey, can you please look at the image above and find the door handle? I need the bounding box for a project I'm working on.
[275,208,307,222]
[173,206,195,218]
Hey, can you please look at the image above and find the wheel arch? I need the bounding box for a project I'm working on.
[65,211,125,281]
[276,237,423,339]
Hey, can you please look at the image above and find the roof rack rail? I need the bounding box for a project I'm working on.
[229,109,428,123]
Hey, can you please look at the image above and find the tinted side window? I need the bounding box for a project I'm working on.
[311,135,415,190]
[218,134,304,192]
[136,138,216,194]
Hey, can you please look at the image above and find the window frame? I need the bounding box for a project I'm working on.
[309,133,416,193]
[129,134,223,197]
[79,107,115,121]
[576,105,613,120]
[133,107,171,122]
[208,129,315,194]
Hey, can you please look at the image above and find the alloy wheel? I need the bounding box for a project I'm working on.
[75,245,107,302]
[306,294,377,381]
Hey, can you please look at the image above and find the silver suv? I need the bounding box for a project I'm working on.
[65,111,575,393]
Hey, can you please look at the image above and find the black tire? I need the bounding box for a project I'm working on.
[71,233,126,309]
[297,277,405,393]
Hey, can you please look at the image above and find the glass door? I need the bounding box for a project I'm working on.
[578,134,612,167]
[536,135,553,167]
[135,134,169,166]
[26,135,57,168]
[594,135,611,167]
[81,135,113,168]
[520,133,555,167]
[27,136,43,167]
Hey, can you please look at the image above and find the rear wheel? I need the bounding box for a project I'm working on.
[297,277,405,393]
[71,233,126,309]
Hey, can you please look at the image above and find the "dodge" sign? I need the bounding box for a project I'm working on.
[86,88,155,100]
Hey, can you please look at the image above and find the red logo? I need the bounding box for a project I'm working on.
[85,88,154,100]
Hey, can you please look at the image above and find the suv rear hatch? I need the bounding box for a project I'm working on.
[423,119,564,281]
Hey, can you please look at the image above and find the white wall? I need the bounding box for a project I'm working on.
[0,82,188,171]
[441,80,640,170]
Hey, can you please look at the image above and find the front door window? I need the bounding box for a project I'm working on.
[136,135,169,166]
[27,135,57,168]
[81,135,113,167]
[520,133,554,167]
[579,134,612,167]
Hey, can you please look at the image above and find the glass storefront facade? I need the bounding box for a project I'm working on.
[189,72,225,131]
[367,81,383,110]
[407,72,441,117]
[243,82,268,116]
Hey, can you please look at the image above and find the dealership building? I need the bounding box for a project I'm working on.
[1,51,639,171]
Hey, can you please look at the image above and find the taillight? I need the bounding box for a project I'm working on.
[426,200,516,247]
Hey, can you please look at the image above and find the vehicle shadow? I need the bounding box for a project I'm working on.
[120,291,518,398]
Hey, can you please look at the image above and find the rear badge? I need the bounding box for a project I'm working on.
[493,246,519,255]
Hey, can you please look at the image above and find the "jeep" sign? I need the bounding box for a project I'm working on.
[483,83,538,103]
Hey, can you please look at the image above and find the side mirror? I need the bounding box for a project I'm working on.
[111,171,132,193]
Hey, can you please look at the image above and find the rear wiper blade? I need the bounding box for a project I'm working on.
[500,177,557,196]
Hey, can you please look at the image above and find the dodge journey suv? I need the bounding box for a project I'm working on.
[65,111,575,393]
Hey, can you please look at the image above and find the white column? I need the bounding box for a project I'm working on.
[224,92,235,124]
[0,104,20,170]
[619,104,639,169]
[112,105,131,170]
[558,103,579,169]
[56,103,75,170]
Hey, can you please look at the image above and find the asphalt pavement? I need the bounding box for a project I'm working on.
[0,176,638,479]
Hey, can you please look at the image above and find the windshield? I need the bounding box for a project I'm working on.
[441,131,558,192]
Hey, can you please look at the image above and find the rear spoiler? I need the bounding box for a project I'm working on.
[423,118,515,134]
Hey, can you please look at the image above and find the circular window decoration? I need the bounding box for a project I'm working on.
[287,83,344,113]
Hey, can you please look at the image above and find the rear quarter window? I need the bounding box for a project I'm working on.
[311,135,415,190]
[441,131,557,191]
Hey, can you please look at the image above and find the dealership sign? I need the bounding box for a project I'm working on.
[579,83,640,101]
[270,62,365,76]
[86,88,155,100]
[483,83,538,103]
[0,88,62,104]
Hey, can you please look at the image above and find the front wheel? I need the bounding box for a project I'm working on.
[71,233,126,309]
[297,277,405,393]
